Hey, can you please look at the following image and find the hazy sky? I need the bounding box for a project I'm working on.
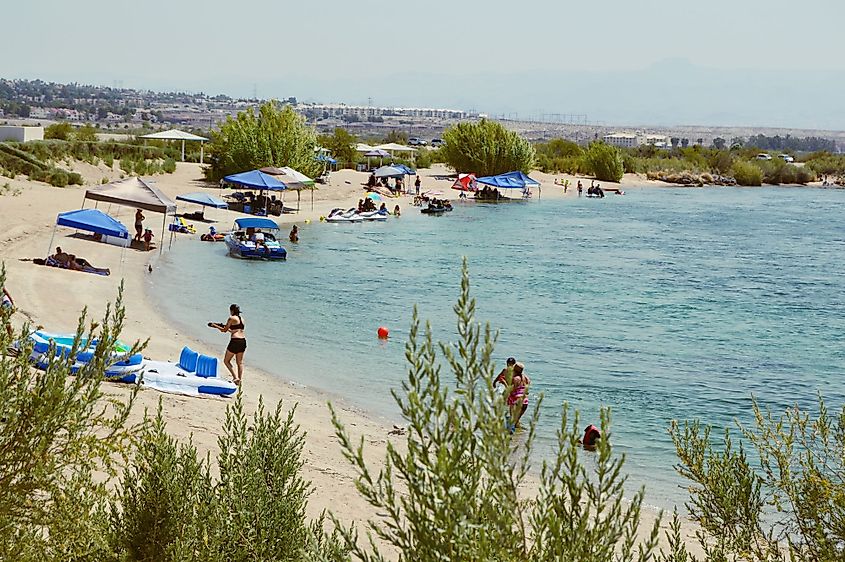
[4,0,845,127]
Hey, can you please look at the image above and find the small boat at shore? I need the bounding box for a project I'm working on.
[325,208,363,223]
[224,217,287,260]
[421,203,453,214]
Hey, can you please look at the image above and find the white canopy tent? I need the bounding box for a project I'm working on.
[355,143,376,153]
[140,129,209,163]
[375,142,417,160]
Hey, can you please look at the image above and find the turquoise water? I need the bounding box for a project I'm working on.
[153,186,845,508]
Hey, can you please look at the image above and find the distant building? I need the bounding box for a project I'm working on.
[0,125,44,142]
[643,134,670,149]
[603,132,639,148]
[300,103,474,120]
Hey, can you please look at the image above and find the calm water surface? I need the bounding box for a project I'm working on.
[152,186,845,508]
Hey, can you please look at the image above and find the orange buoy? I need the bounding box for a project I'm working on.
[377,326,389,339]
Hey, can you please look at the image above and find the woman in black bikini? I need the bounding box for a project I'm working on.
[209,304,246,385]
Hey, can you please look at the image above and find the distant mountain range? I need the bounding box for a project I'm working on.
[278,59,845,131]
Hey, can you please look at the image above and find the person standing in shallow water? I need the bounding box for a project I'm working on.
[209,304,247,385]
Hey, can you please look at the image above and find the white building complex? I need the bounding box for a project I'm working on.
[300,103,474,120]
[602,132,639,148]
[603,132,672,149]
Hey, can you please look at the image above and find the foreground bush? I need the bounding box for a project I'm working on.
[0,275,142,559]
[111,396,343,561]
[731,160,763,186]
[671,397,845,561]
[329,261,661,561]
[584,141,624,182]
[440,119,535,176]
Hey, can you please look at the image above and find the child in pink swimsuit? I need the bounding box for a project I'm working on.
[506,363,530,432]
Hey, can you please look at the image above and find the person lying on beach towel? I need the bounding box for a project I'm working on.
[36,247,110,276]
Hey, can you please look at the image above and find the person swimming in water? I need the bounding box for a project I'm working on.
[580,424,602,450]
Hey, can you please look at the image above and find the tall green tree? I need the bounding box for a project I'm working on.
[329,260,661,562]
[318,127,358,168]
[441,119,535,176]
[584,141,625,182]
[205,101,321,181]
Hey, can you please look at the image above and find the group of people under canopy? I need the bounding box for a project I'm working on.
[224,191,284,216]
[367,172,404,194]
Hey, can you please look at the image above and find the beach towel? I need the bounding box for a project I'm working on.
[40,257,110,276]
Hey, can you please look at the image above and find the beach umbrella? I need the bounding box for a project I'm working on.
[366,192,383,202]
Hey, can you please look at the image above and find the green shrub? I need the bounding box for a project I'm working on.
[441,118,535,175]
[0,279,141,558]
[119,158,133,175]
[583,142,624,182]
[103,154,114,169]
[67,172,83,186]
[162,157,177,173]
[44,122,73,140]
[75,124,98,142]
[414,149,432,169]
[111,396,346,561]
[47,170,69,187]
[731,160,763,186]
[795,166,815,184]
[671,396,845,561]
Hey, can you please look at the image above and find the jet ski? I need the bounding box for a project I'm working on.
[325,208,363,223]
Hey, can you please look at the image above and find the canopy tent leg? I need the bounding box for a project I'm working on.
[200,142,204,164]
[159,213,167,255]
[45,224,58,259]
[311,187,314,211]
[181,139,186,162]
[296,190,300,213]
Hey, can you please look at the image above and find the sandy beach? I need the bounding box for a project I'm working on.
[0,162,701,556]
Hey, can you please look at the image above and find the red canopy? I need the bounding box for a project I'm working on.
[451,173,477,192]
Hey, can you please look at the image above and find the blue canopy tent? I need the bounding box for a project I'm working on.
[56,209,129,238]
[222,170,288,215]
[175,192,228,208]
[175,192,228,223]
[475,171,540,189]
[223,170,288,191]
[47,209,129,265]
[390,164,416,194]
[374,165,405,178]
